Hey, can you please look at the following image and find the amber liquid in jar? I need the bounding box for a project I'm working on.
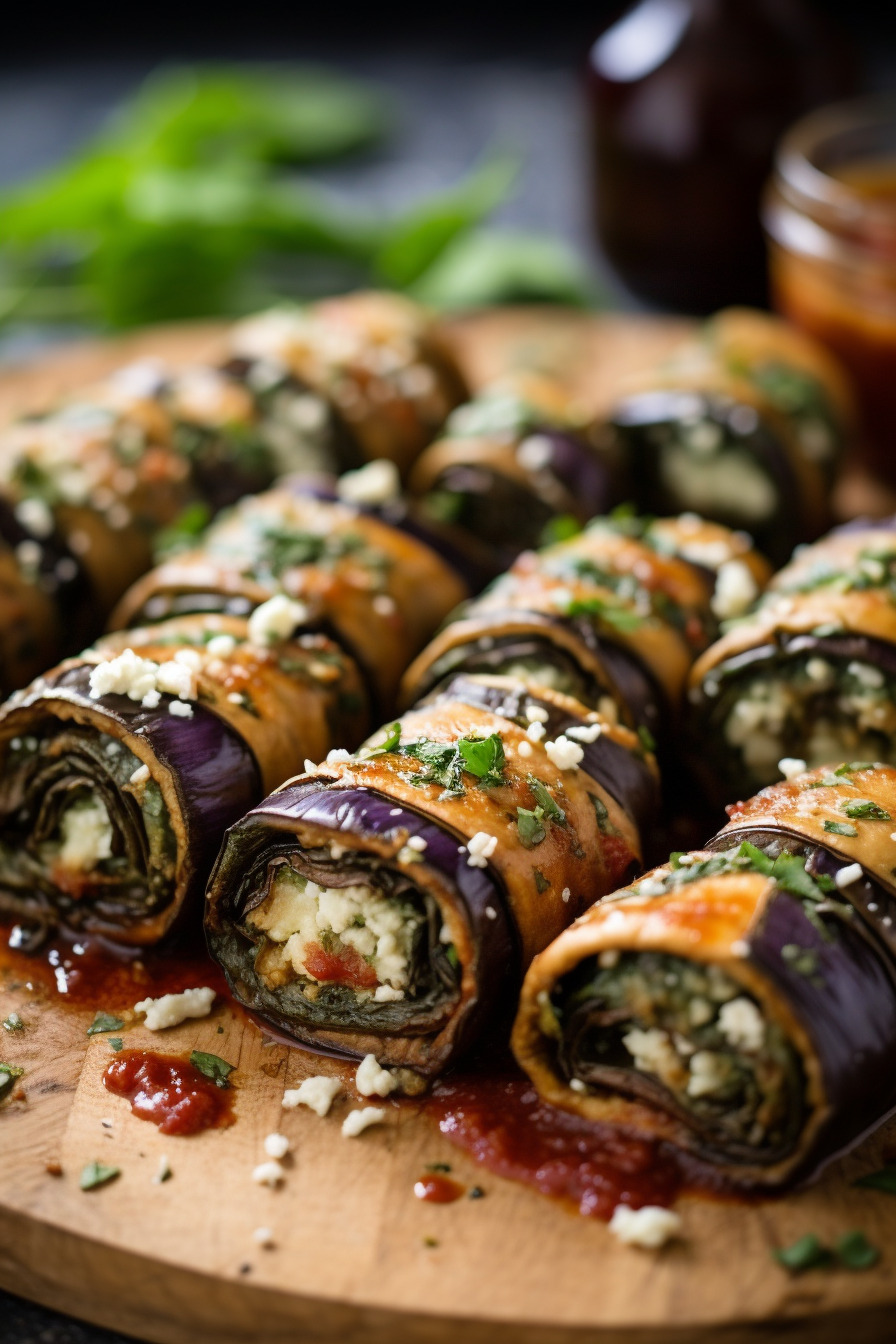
[766,101,896,484]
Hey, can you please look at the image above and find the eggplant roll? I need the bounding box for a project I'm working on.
[110,483,469,712]
[593,308,852,563]
[0,613,367,945]
[402,512,771,743]
[512,842,896,1187]
[688,519,896,798]
[228,291,467,475]
[206,686,654,1074]
[407,371,620,576]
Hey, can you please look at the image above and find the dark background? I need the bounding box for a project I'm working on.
[1,3,895,1341]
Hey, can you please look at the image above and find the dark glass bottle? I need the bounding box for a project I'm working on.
[586,0,857,313]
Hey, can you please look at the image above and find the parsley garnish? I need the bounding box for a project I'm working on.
[0,1063,24,1103]
[108,1038,124,1052]
[2,1013,23,1032]
[774,1234,832,1273]
[425,1162,452,1173]
[458,735,506,787]
[527,776,566,825]
[190,1051,235,1089]
[534,868,550,893]
[516,807,547,848]
[563,595,645,632]
[87,1011,125,1036]
[836,1231,880,1270]
[637,725,656,753]
[843,799,891,821]
[404,733,506,798]
[824,820,858,837]
[835,761,879,776]
[854,1166,896,1194]
[80,1161,120,1191]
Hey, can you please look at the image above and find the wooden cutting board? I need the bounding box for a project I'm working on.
[2,309,896,1344]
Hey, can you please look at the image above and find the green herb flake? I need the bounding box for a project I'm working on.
[0,1063,24,1103]
[736,841,774,876]
[854,1166,896,1194]
[835,762,879,776]
[807,772,843,789]
[534,868,550,894]
[774,1234,832,1273]
[425,1162,452,1173]
[469,1186,485,1199]
[2,1013,23,1032]
[770,853,828,902]
[823,820,858,837]
[527,775,566,825]
[87,1011,125,1036]
[108,1038,124,1052]
[836,1231,880,1270]
[190,1050,235,1089]
[362,721,401,757]
[423,1237,439,1248]
[458,733,506,788]
[590,792,619,836]
[80,1161,121,1191]
[781,944,820,978]
[516,806,547,849]
[444,945,459,970]
[637,725,657,754]
[564,595,645,632]
[403,733,506,798]
[843,799,891,821]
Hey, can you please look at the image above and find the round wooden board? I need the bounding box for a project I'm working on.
[2,308,896,1344]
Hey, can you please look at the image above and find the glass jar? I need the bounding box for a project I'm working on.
[765,97,896,483]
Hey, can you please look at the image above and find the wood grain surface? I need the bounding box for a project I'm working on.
[1,308,895,1344]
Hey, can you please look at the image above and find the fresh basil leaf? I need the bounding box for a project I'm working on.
[88,1011,125,1036]
[836,1231,880,1270]
[517,806,547,849]
[774,1234,832,1273]
[823,820,858,837]
[190,1050,235,1089]
[854,1166,896,1194]
[80,1162,121,1191]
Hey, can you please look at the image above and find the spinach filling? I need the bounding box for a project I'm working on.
[551,950,807,1156]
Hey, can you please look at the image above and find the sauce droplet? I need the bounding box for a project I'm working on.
[103,1050,234,1135]
[413,1173,465,1203]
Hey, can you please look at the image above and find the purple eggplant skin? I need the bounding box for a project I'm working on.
[0,497,93,644]
[830,515,896,537]
[205,780,517,1070]
[0,663,261,941]
[747,883,896,1182]
[532,429,619,521]
[426,673,659,839]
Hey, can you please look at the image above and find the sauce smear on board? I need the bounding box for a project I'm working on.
[103,1050,234,1136]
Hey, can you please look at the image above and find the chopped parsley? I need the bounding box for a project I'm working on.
[2,1013,23,1032]
[87,1011,125,1036]
[836,1231,880,1270]
[190,1051,235,1089]
[80,1161,120,1191]
[0,1063,24,1103]
[402,733,506,798]
[108,1038,124,1052]
[562,594,645,632]
[649,843,838,912]
[824,820,858,837]
[854,1166,896,1194]
[637,725,656,754]
[516,807,547,849]
[835,761,879,776]
[534,868,550,894]
[256,526,369,577]
[528,776,566,825]
[843,799,891,821]
[590,793,619,836]
[774,1234,832,1273]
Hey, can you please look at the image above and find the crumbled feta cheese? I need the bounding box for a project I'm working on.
[129,763,150,785]
[325,748,353,764]
[517,740,534,758]
[337,458,401,506]
[526,721,546,742]
[168,700,193,719]
[622,1027,679,1077]
[206,634,237,657]
[466,831,498,868]
[806,657,832,684]
[341,1106,386,1138]
[142,689,161,710]
[524,704,549,724]
[264,1133,290,1160]
[688,997,713,1027]
[637,878,667,898]
[15,497,54,538]
[485,905,497,920]
[253,1227,275,1247]
[544,735,584,771]
[282,1075,342,1117]
[561,887,571,903]
[57,797,113,871]
[374,985,405,1002]
[356,1054,398,1098]
[405,835,427,852]
[134,986,216,1031]
[303,759,317,772]
[777,757,807,781]
[89,649,165,702]
[397,845,422,864]
[516,434,554,471]
[565,721,602,743]
[569,1078,587,1093]
[252,1161,284,1187]
[730,940,749,957]
[717,997,765,1053]
[711,560,759,620]
[598,949,619,969]
[247,594,309,646]
[848,661,885,690]
[608,1204,681,1249]
[687,1050,730,1098]
[228,692,245,706]
[834,862,864,889]
[173,648,202,672]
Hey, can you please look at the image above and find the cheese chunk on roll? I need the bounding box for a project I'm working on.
[206,690,654,1075]
[513,843,896,1187]
[0,613,367,946]
[689,519,896,798]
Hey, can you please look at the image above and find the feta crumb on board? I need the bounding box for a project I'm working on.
[247,594,309,646]
[608,1204,682,1248]
[342,1107,387,1138]
[264,1133,291,1160]
[282,1076,342,1116]
[133,986,215,1031]
[355,1054,398,1098]
[252,1161,284,1187]
[253,1227,275,1248]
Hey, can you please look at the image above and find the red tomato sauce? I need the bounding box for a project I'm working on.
[427,1074,684,1220]
[103,1050,234,1136]
[413,1173,465,1203]
[301,940,379,989]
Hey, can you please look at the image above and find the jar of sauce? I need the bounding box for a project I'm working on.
[765,98,896,484]
[586,0,856,313]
